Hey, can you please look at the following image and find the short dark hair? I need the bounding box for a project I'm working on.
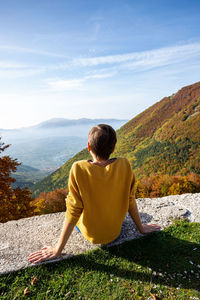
[88,124,117,160]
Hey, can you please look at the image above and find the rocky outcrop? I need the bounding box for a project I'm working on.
[0,193,199,275]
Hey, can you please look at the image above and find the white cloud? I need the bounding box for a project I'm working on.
[1,42,200,80]
[85,72,116,80]
[47,79,84,91]
[39,42,200,76]
[0,69,44,79]
[0,45,66,58]
[73,42,200,68]
[46,72,116,91]
[0,61,28,69]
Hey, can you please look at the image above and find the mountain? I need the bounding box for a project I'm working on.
[34,118,126,129]
[0,118,127,170]
[0,118,127,140]
[31,81,200,197]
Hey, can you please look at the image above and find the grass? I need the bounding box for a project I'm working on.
[0,219,200,299]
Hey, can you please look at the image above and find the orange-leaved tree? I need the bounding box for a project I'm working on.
[135,173,200,199]
[31,188,68,215]
[0,137,33,222]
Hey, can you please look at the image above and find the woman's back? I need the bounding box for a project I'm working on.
[66,157,136,244]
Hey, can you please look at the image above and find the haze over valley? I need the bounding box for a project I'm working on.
[0,118,127,188]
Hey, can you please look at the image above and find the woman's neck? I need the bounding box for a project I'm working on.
[90,156,117,167]
[92,157,108,166]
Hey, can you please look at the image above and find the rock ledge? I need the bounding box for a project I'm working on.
[0,193,199,275]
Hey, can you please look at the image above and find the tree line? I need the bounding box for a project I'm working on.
[1,137,200,223]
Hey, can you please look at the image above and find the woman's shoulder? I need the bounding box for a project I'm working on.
[116,157,131,165]
[116,157,133,172]
[71,160,90,170]
[70,160,90,178]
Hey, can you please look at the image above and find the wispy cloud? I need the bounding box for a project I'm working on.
[42,42,200,74]
[85,72,116,80]
[1,42,200,80]
[46,72,116,91]
[0,67,44,79]
[90,23,101,42]
[0,45,67,58]
[45,43,200,90]
[0,61,28,69]
[73,42,200,68]
[47,78,84,91]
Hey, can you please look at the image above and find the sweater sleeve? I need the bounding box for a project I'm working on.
[65,163,83,225]
[129,172,136,210]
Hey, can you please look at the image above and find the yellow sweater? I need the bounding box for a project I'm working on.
[65,157,136,244]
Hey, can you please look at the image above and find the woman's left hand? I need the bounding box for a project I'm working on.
[140,223,161,234]
[27,246,60,264]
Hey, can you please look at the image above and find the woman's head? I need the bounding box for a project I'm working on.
[88,124,117,160]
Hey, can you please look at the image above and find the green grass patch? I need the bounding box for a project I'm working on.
[1,219,200,299]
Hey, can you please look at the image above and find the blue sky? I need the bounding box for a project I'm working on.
[0,0,200,128]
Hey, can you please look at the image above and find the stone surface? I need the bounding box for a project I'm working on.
[0,193,199,275]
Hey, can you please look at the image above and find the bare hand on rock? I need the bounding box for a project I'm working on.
[27,246,60,264]
[140,223,161,234]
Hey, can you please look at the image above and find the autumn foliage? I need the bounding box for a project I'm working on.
[135,173,200,198]
[31,188,68,215]
[29,172,200,216]
[0,137,33,223]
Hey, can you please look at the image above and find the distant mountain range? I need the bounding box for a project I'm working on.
[0,118,127,188]
[0,118,127,139]
[33,118,126,129]
[1,118,127,170]
[31,81,200,197]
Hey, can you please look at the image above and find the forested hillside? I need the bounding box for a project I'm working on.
[32,81,200,197]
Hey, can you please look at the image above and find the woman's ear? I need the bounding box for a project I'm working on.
[88,142,91,151]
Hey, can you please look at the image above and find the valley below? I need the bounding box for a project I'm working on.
[1,118,127,189]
